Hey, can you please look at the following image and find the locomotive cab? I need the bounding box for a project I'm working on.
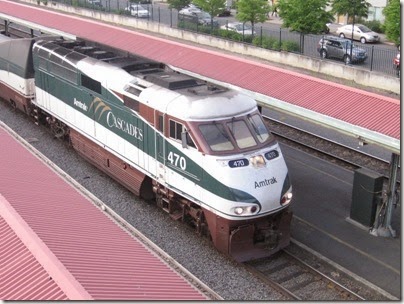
[144,83,293,261]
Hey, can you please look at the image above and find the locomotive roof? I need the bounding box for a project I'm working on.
[34,38,258,121]
[141,84,257,121]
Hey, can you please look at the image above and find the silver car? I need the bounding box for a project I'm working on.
[220,22,256,35]
[124,4,150,18]
[337,24,380,44]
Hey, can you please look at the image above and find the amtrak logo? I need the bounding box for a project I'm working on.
[254,177,277,189]
[89,97,143,141]
[74,98,88,111]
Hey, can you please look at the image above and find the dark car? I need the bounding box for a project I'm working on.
[317,36,368,64]
[217,8,231,17]
[179,10,219,27]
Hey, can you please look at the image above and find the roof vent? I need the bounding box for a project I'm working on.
[144,72,199,90]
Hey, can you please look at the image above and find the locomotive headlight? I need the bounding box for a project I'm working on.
[250,155,266,168]
[232,205,259,216]
[281,191,293,206]
[234,207,244,215]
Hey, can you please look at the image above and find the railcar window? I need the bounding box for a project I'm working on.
[81,74,101,94]
[169,120,182,140]
[158,115,164,132]
[185,132,197,149]
[227,120,256,149]
[49,62,77,84]
[248,114,270,143]
[199,123,234,152]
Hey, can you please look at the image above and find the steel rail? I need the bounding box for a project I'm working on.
[243,249,366,301]
[263,115,396,181]
[282,249,365,300]
[242,261,301,300]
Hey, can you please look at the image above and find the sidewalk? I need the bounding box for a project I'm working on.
[266,14,283,25]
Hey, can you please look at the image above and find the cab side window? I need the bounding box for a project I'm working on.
[169,119,196,149]
[169,120,182,140]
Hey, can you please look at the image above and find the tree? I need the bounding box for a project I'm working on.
[192,0,227,20]
[331,0,371,22]
[277,0,334,34]
[383,0,400,45]
[167,0,190,10]
[236,0,270,34]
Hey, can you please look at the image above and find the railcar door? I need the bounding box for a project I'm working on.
[155,112,166,183]
[37,71,51,110]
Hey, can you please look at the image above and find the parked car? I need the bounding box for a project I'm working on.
[217,8,231,17]
[179,10,218,27]
[86,0,102,7]
[317,36,368,64]
[179,5,202,16]
[336,24,380,44]
[124,4,150,18]
[220,22,255,35]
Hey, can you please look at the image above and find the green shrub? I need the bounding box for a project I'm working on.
[281,40,300,52]
[253,36,279,49]
[362,20,384,34]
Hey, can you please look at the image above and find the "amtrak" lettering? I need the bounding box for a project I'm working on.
[106,112,143,141]
[73,98,88,111]
[255,177,277,189]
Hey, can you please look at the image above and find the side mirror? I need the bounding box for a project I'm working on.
[181,131,188,148]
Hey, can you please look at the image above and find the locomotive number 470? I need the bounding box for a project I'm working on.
[168,151,187,170]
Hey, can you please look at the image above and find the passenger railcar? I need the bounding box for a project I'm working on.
[0,35,293,262]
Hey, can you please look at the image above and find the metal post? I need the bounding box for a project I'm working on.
[369,45,374,71]
[4,20,8,36]
[260,26,262,46]
[383,153,399,235]
[370,153,399,237]
[350,0,355,60]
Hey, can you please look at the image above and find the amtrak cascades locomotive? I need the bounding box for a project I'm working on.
[0,34,293,262]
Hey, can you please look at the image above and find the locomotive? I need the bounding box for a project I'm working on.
[0,33,293,262]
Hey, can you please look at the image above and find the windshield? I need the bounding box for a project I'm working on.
[358,25,371,33]
[248,114,270,143]
[131,5,145,10]
[227,119,256,149]
[199,123,234,151]
[196,12,211,19]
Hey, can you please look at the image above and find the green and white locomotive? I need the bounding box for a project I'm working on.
[0,36,293,262]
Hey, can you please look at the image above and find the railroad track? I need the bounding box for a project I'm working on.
[263,115,399,183]
[243,249,365,301]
